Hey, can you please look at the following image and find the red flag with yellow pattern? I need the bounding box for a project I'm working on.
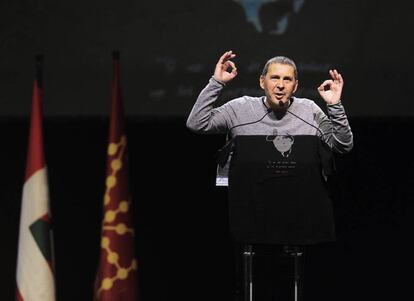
[94,52,138,300]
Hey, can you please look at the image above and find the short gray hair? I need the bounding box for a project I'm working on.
[261,56,298,80]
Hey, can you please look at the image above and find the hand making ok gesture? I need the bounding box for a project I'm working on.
[318,69,344,105]
[213,50,238,84]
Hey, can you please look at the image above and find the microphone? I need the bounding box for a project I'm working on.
[216,107,273,167]
[274,98,329,137]
[226,107,273,139]
[286,109,327,137]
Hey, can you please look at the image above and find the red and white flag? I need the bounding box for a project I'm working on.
[16,63,56,301]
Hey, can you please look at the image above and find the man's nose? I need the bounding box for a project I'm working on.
[276,81,285,89]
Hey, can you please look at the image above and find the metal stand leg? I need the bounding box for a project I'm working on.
[284,246,304,301]
[243,244,254,301]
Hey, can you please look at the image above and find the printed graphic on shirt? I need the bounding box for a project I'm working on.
[267,135,295,157]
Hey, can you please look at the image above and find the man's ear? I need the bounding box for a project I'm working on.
[293,80,299,93]
[259,75,265,89]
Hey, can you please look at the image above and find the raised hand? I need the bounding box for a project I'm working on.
[318,69,344,105]
[213,50,238,84]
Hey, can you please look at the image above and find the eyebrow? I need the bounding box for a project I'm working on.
[270,75,294,80]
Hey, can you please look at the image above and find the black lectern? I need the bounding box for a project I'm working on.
[227,135,335,301]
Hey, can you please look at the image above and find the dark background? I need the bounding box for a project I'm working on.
[1,0,414,117]
[2,117,413,301]
[1,0,414,300]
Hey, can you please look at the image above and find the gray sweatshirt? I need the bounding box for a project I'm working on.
[187,77,353,153]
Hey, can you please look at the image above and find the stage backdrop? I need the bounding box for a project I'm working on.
[1,0,414,117]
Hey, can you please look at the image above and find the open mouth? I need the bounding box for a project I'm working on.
[274,93,284,100]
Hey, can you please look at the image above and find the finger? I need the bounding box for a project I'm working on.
[218,50,235,64]
[217,52,229,64]
[222,60,237,73]
[337,72,344,84]
[222,61,231,70]
[330,69,343,82]
[227,60,237,70]
[335,70,343,83]
[329,69,337,80]
[318,79,333,91]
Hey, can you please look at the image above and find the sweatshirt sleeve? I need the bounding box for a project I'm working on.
[314,102,354,154]
[186,77,231,133]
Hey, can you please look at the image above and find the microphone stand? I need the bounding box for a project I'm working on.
[284,245,304,301]
[243,244,254,301]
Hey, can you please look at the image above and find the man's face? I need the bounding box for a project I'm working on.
[273,136,294,153]
[260,63,298,110]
